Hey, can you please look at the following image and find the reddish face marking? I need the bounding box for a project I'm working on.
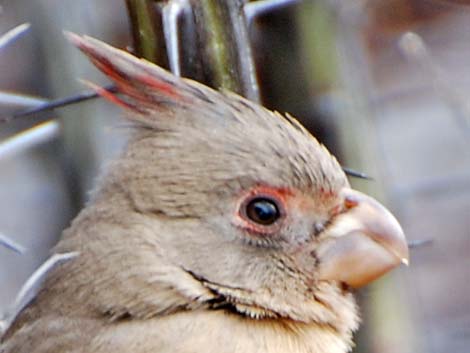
[245,186,294,200]
[234,185,293,236]
[234,185,344,241]
[329,204,343,218]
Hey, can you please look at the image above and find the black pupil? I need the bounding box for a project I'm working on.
[246,198,280,225]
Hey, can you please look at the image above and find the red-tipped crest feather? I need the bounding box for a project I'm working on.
[79,79,139,111]
[65,32,185,113]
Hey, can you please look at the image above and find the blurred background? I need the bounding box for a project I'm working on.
[0,1,469,352]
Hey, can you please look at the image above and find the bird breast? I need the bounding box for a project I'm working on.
[88,310,351,353]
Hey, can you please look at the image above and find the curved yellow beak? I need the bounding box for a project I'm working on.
[317,188,409,288]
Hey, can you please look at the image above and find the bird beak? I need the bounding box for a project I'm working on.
[316,188,409,288]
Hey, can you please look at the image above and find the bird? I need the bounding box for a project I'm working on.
[0,34,408,353]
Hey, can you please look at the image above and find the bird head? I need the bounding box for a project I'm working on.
[59,34,408,336]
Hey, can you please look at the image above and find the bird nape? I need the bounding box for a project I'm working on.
[0,34,408,353]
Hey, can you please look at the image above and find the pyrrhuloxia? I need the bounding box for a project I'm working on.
[0,34,408,353]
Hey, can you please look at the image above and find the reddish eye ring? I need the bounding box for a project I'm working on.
[237,188,288,234]
[235,186,291,236]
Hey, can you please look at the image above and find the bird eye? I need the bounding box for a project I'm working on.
[245,198,280,226]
